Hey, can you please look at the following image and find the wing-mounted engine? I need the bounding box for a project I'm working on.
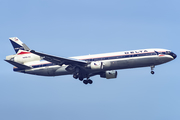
[86,61,112,70]
[89,62,103,70]
[100,70,117,79]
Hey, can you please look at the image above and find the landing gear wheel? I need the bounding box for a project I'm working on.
[150,66,155,75]
[83,80,88,85]
[79,77,84,81]
[151,71,155,74]
[73,74,78,79]
[88,80,93,84]
[83,79,93,85]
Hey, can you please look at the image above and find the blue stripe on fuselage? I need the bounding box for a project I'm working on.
[14,51,167,72]
[81,51,167,62]
[13,63,54,71]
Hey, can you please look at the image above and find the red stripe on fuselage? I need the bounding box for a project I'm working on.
[17,51,31,55]
[159,55,165,57]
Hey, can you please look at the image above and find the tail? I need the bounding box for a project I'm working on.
[9,37,30,53]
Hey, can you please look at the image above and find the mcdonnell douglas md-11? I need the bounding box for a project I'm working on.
[5,37,177,84]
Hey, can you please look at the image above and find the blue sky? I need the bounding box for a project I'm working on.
[0,0,180,120]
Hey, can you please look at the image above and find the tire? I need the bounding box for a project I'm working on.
[83,80,88,85]
[79,77,84,81]
[151,71,155,74]
[73,74,78,79]
[88,80,93,84]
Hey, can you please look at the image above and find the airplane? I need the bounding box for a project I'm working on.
[5,37,177,84]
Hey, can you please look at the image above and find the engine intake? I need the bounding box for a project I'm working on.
[100,70,117,79]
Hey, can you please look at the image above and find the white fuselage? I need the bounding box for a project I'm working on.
[9,48,175,76]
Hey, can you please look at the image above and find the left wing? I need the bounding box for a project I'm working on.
[30,50,87,66]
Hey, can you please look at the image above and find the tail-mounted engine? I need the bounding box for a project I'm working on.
[6,52,40,64]
[100,70,117,79]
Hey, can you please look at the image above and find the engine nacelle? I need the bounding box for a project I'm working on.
[100,70,117,79]
[89,62,103,70]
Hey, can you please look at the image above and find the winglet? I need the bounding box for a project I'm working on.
[9,37,30,53]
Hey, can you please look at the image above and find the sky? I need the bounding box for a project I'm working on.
[0,0,180,120]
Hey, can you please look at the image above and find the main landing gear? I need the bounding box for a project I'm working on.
[73,73,79,79]
[73,72,93,85]
[83,79,93,85]
[73,73,84,81]
[151,65,155,74]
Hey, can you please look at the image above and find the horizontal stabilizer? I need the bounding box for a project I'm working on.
[5,60,32,69]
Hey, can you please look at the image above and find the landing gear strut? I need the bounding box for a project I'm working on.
[73,67,81,80]
[151,66,155,74]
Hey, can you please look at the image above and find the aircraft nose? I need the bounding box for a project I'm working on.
[170,52,177,59]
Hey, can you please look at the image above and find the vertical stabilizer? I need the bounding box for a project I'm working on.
[9,37,30,53]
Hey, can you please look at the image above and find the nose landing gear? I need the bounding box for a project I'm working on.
[151,65,155,74]
[151,71,155,74]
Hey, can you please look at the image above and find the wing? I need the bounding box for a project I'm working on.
[30,50,87,66]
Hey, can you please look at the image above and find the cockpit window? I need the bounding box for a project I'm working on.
[166,51,171,55]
